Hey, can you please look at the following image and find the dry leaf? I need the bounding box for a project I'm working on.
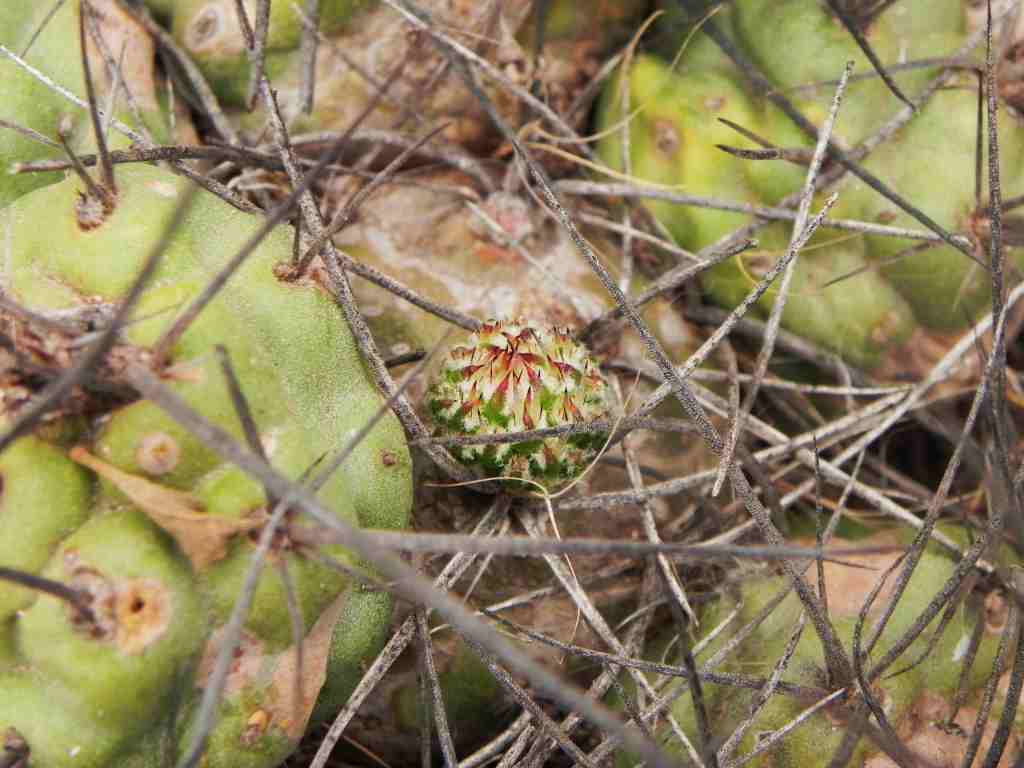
[267,590,350,739]
[70,447,261,570]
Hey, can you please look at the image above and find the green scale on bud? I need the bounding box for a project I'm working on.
[427,319,612,494]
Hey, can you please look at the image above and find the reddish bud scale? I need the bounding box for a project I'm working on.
[426,318,613,493]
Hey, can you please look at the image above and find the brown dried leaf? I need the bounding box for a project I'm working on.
[69,446,261,570]
[267,590,350,740]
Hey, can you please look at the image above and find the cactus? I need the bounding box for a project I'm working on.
[147,0,647,147]
[617,529,1018,767]
[0,162,412,767]
[344,477,658,766]
[6,2,1017,767]
[158,0,374,107]
[425,318,612,494]
[324,173,719,760]
[336,169,713,486]
[0,0,196,206]
[596,0,1024,377]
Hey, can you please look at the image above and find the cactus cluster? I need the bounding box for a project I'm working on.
[0,2,677,764]
[0,158,412,767]
[597,0,1024,376]
[336,169,712,487]
[5,1,1021,766]
[619,528,1019,767]
[152,0,648,147]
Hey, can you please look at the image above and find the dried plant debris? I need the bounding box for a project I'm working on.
[2,1,1024,767]
[153,0,647,148]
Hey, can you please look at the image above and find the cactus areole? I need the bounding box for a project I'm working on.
[426,319,613,494]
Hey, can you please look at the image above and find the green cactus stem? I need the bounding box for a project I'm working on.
[616,529,1017,767]
[596,0,1024,378]
[0,0,196,206]
[0,162,412,768]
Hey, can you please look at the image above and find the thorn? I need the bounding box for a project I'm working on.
[0,565,97,626]
[78,0,117,199]
[55,114,111,212]
[245,0,272,111]
[297,0,321,114]
[826,0,915,110]
[230,0,255,50]
[717,116,776,148]
[715,144,812,164]
[20,0,68,58]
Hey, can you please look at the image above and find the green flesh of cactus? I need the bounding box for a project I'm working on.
[162,0,375,106]
[596,0,1024,374]
[0,0,191,207]
[147,0,649,145]
[615,529,1015,767]
[0,163,412,767]
[426,318,613,494]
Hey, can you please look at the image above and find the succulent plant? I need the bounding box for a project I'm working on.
[343,460,670,766]
[0,0,196,206]
[11,3,1014,768]
[146,0,647,148]
[596,0,1024,378]
[617,528,1018,767]
[0,161,412,767]
[330,175,719,762]
[336,169,716,488]
[425,318,612,494]
[154,0,373,107]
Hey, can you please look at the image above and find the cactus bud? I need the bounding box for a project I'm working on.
[426,319,613,494]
